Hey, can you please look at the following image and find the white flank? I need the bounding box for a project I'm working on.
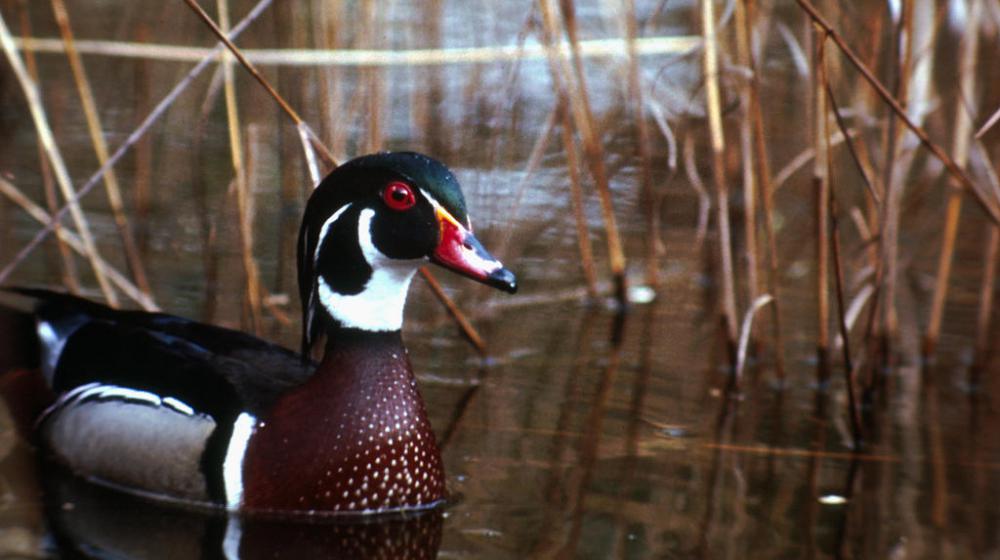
[317,208,420,331]
[222,412,257,510]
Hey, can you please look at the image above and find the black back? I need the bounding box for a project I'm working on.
[11,288,314,417]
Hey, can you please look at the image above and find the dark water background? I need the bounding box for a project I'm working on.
[0,0,998,558]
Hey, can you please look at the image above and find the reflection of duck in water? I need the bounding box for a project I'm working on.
[0,153,515,521]
[41,463,444,559]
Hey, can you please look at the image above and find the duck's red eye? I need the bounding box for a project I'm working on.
[382,182,416,211]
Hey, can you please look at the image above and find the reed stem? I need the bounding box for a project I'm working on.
[701,0,739,349]
[744,0,785,380]
[552,0,628,304]
[16,2,80,293]
[216,0,263,334]
[0,10,117,305]
[796,0,1000,225]
[923,0,981,359]
[0,177,157,310]
[735,0,759,308]
[0,0,274,289]
[50,0,152,297]
[813,26,830,374]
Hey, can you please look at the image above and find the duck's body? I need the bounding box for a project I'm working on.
[3,152,515,515]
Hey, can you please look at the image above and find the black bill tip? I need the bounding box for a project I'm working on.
[487,267,518,294]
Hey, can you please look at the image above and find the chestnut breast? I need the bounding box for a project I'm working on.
[241,331,446,513]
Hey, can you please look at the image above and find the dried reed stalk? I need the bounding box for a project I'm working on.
[216,0,262,334]
[734,294,774,383]
[971,142,1000,374]
[796,0,1000,225]
[50,0,152,297]
[296,123,322,185]
[623,0,659,288]
[824,85,863,447]
[683,131,711,247]
[976,106,1000,139]
[561,102,599,298]
[544,0,627,304]
[700,0,739,348]
[316,0,344,161]
[813,27,830,374]
[0,0,273,294]
[0,177,157,310]
[0,11,117,305]
[537,0,598,297]
[15,3,79,292]
[924,0,981,358]
[744,0,785,380]
[973,225,998,373]
[361,0,383,153]
[735,0,759,308]
[10,36,701,66]
[132,24,153,252]
[824,82,877,400]
[878,0,917,349]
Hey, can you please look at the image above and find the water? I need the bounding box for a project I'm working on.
[1,0,999,558]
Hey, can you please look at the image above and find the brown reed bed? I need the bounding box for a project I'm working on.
[0,0,997,462]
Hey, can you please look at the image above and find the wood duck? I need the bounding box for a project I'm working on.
[2,152,516,516]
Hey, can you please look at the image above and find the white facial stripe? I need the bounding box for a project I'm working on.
[316,208,420,332]
[314,203,353,263]
[223,412,257,511]
[420,188,472,230]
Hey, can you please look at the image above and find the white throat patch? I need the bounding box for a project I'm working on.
[317,208,420,331]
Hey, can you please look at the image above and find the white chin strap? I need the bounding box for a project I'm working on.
[317,208,420,332]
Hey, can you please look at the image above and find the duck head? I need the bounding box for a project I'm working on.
[297,152,516,352]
